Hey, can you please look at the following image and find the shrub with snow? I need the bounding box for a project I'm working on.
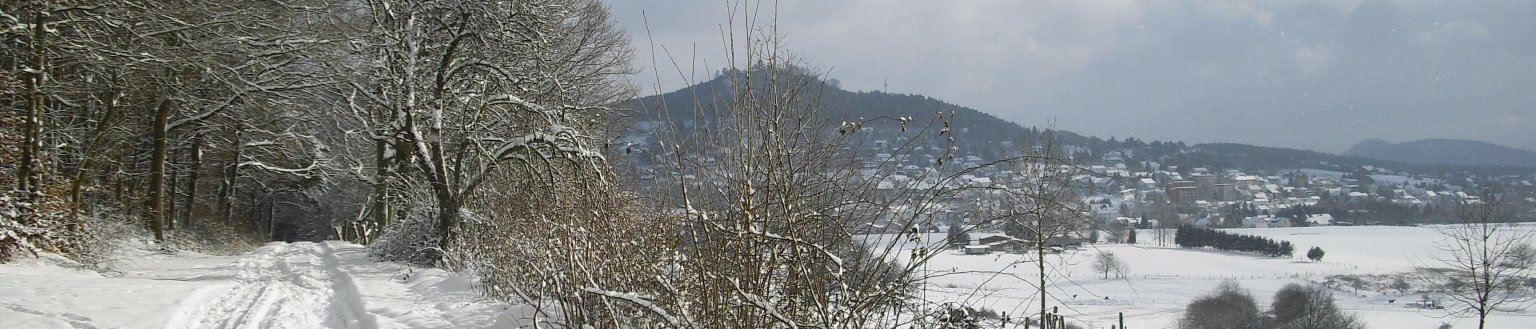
[368,206,443,266]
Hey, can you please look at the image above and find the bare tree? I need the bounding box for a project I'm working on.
[992,132,1091,324]
[639,56,926,327]
[1093,251,1128,279]
[1417,198,1536,329]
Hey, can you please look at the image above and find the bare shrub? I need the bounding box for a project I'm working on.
[1269,283,1365,329]
[1179,280,1262,329]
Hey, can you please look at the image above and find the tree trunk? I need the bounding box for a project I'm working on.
[146,97,173,242]
[69,91,120,217]
[266,193,275,240]
[371,139,391,241]
[432,183,459,255]
[184,134,202,226]
[18,10,47,202]
[1038,216,1048,325]
[167,146,179,232]
[219,129,241,223]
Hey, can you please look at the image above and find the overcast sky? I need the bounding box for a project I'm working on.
[604,0,1536,154]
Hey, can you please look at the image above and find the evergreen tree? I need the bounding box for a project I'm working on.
[1127,228,1138,244]
[947,226,972,246]
[1308,246,1326,262]
[1176,225,1295,257]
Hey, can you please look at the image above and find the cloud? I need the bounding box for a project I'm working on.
[1416,21,1491,45]
[1200,1,1275,25]
[1293,46,1334,78]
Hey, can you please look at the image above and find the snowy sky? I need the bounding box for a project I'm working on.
[604,0,1536,154]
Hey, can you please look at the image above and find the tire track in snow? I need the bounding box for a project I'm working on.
[0,302,101,329]
[315,241,378,328]
[164,242,377,329]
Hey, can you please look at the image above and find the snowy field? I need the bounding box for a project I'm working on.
[0,241,527,329]
[3,226,1531,328]
[862,225,1536,329]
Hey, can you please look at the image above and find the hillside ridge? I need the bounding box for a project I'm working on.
[1342,138,1536,168]
[625,69,1535,175]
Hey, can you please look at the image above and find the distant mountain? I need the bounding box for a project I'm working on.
[1342,139,1536,168]
[623,68,1533,176]
[625,69,1096,161]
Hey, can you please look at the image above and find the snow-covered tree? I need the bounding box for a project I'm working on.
[3,0,332,254]
[341,0,635,258]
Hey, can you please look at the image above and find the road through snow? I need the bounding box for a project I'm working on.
[162,242,374,328]
[1,241,518,329]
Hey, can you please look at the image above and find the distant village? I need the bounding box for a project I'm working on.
[624,120,1536,249]
[846,131,1536,246]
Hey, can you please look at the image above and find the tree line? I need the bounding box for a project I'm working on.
[1175,225,1294,258]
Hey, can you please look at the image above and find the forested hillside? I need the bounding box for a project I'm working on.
[626,69,1191,165]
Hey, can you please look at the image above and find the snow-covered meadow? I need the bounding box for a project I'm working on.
[864,225,1536,329]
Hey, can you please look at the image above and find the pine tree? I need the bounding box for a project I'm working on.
[947,227,972,246]
[1308,246,1326,262]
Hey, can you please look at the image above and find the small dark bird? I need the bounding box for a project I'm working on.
[1388,299,1396,304]
[1072,294,1078,299]
[1104,296,1111,300]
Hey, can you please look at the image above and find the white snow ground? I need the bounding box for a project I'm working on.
[0,241,525,329]
[4,226,1532,328]
[866,225,1536,329]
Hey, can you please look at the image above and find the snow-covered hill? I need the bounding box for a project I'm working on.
[0,242,525,329]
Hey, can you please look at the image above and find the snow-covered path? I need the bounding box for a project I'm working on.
[163,242,373,328]
[1,241,519,329]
